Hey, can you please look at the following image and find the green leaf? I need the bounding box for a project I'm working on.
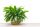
[3,6,29,22]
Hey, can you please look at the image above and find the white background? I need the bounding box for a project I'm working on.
[0,0,40,23]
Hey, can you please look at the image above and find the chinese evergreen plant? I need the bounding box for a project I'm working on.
[3,6,28,25]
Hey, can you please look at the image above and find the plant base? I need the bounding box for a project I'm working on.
[11,21,21,25]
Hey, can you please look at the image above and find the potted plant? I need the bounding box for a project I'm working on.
[3,6,28,25]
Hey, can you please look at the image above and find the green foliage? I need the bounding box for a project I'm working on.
[3,6,28,22]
